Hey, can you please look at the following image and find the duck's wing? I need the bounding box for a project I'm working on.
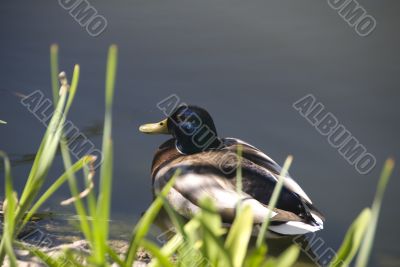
[222,138,313,204]
[154,161,276,223]
[153,152,323,235]
[220,138,324,233]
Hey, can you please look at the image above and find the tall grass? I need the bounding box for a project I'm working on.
[47,44,118,265]
[0,64,94,265]
[0,44,395,267]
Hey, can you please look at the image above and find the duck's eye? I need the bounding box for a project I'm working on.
[179,117,201,134]
[179,121,198,134]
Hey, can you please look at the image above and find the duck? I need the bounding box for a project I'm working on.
[139,105,324,236]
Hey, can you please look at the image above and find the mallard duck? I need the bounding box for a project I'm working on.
[139,105,324,236]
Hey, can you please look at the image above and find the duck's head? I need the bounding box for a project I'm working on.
[139,105,222,154]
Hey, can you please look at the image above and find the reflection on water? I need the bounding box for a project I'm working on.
[7,212,133,247]
[6,153,37,168]
[0,121,103,169]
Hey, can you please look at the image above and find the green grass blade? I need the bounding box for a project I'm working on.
[92,139,113,262]
[160,234,184,256]
[355,158,395,267]
[0,151,18,266]
[18,73,69,210]
[83,164,98,228]
[140,240,174,267]
[125,171,178,267]
[19,135,47,202]
[0,151,16,224]
[159,195,186,235]
[274,244,301,267]
[15,82,68,245]
[62,252,87,267]
[50,44,59,104]
[197,218,232,267]
[52,64,94,245]
[195,198,228,266]
[51,49,96,253]
[65,65,80,112]
[178,220,206,266]
[148,234,184,267]
[19,244,61,267]
[256,155,293,247]
[106,245,126,267]
[22,155,96,226]
[244,245,267,267]
[105,44,117,110]
[329,208,371,267]
[263,245,300,267]
[60,145,93,244]
[225,205,253,267]
[93,44,118,262]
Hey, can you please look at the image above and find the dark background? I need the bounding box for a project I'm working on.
[0,1,399,266]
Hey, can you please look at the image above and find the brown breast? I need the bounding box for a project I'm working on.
[151,138,182,183]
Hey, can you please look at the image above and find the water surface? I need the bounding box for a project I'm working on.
[1,1,399,266]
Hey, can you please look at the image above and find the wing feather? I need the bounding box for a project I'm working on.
[223,138,313,204]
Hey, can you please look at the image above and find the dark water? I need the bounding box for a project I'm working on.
[1,0,399,266]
